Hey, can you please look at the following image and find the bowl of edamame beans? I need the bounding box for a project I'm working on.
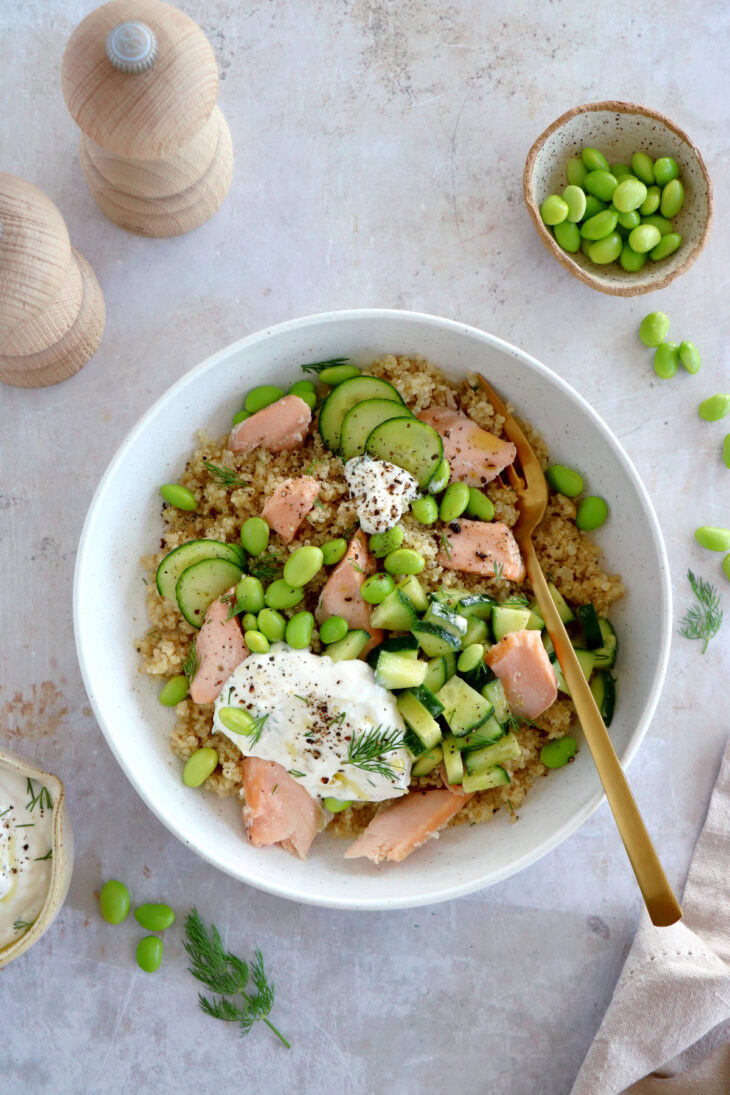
[524,100,713,297]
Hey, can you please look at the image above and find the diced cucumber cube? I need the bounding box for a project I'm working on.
[412,622,462,657]
[592,618,618,668]
[448,716,502,751]
[464,732,521,774]
[492,604,531,641]
[407,684,444,718]
[590,669,616,726]
[326,629,371,662]
[462,616,488,647]
[375,651,428,690]
[442,736,464,785]
[365,633,419,668]
[396,691,442,750]
[411,745,444,777]
[576,604,603,649]
[423,601,468,639]
[481,678,511,725]
[457,593,495,620]
[551,649,595,695]
[548,582,575,624]
[370,588,418,630]
[436,676,493,736]
[423,656,447,693]
[397,575,428,613]
[526,606,545,630]
[462,765,510,793]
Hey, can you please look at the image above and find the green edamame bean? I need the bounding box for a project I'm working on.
[628,224,661,254]
[100,879,130,924]
[218,707,257,735]
[240,516,270,556]
[182,747,218,788]
[245,629,271,653]
[554,220,581,253]
[616,209,641,230]
[384,548,425,575]
[288,379,316,393]
[285,611,314,649]
[457,644,485,673]
[439,481,470,523]
[135,903,176,932]
[361,572,396,604]
[588,231,622,265]
[257,607,286,641]
[288,386,317,409]
[584,170,617,202]
[723,434,730,469]
[323,796,353,813]
[610,163,630,178]
[679,341,701,375]
[235,575,265,613]
[576,496,608,531]
[699,394,730,422]
[562,184,587,223]
[653,342,679,379]
[369,526,404,557]
[653,156,679,187]
[159,483,197,511]
[232,409,251,425]
[724,555,730,582]
[321,538,347,565]
[546,464,584,497]
[660,179,684,218]
[428,459,450,493]
[136,936,163,974]
[242,612,259,631]
[694,526,730,552]
[540,735,577,768]
[566,156,588,187]
[612,177,647,213]
[411,495,439,524]
[265,579,304,610]
[318,364,361,385]
[631,152,655,186]
[639,186,661,215]
[283,545,323,587]
[639,312,670,347]
[540,195,569,226]
[319,615,349,643]
[650,233,682,261]
[580,238,593,258]
[245,385,285,414]
[620,243,647,272]
[582,147,609,172]
[465,487,495,521]
[580,209,618,241]
[582,195,607,220]
[159,674,189,707]
[642,213,673,236]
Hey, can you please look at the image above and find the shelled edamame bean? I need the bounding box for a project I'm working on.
[258,608,286,641]
[321,538,347,565]
[286,611,315,649]
[244,385,284,414]
[369,526,404,557]
[361,573,395,604]
[319,615,349,644]
[159,483,197,511]
[540,736,577,768]
[158,674,189,706]
[283,545,323,587]
[100,880,130,924]
[136,936,164,973]
[240,516,270,556]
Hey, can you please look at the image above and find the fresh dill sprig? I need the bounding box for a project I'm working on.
[0,805,11,818]
[347,559,364,573]
[347,725,407,780]
[300,357,349,374]
[493,561,504,581]
[221,590,246,621]
[203,461,248,488]
[678,570,723,653]
[304,458,323,476]
[182,639,199,685]
[246,713,269,747]
[288,769,305,779]
[313,498,325,510]
[501,593,529,607]
[183,908,289,1048]
[247,552,282,583]
[26,778,52,812]
[34,848,53,861]
[440,529,452,560]
[14,918,35,932]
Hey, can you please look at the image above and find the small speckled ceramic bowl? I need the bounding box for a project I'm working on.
[0,749,74,968]
[524,100,713,296]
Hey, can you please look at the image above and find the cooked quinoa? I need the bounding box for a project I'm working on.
[137,354,623,839]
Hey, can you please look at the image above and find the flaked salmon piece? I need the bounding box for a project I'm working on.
[261,476,319,543]
[241,757,325,859]
[485,629,558,719]
[189,588,248,704]
[228,394,311,454]
[315,530,383,655]
[344,788,473,863]
[417,405,516,487]
[437,518,525,582]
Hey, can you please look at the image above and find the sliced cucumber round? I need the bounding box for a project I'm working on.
[175,558,244,628]
[364,417,443,488]
[318,376,404,452]
[156,539,244,602]
[340,398,413,461]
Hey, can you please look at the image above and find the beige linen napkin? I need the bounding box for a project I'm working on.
[571,738,730,1095]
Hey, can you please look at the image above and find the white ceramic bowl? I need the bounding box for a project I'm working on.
[74,309,671,910]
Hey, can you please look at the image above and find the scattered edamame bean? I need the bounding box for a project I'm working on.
[319,615,349,644]
[694,527,730,552]
[620,243,647,272]
[616,209,641,230]
[283,545,323,587]
[245,385,284,414]
[566,157,588,187]
[660,179,685,218]
[631,152,655,185]
[639,312,670,347]
[580,238,593,258]
[540,736,577,768]
[158,674,189,707]
[465,487,495,521]
[723,555,730,582]
[323,797,353,813]
[628,224,661,254]
[723,435,730,470]
[612,177,647,212]
[159,484,197,511]
[100,880,130,925]
[639,186,661,215]
[546,464,584,497]
[218,707,256,735]
[679,341,701,375]
[610,163,630,177]
[286,611,315,649]
[428,459,450,493]
[240,516,270,556]
[641,213,673,236]
[540,195,569,226]
[242,612,259,631]
[361,572,396,604]
[265,579,305,610]
[576,496,608,531]
[580,209,618,240]
[699,394,730,422]
[457,644,485,673]
[288,385,317,409]
[650,233,682,261]
[257,607,286,641]
[232,409,250,425]
[582,147,609,172]
[183,747,218,788]
[588,232,622,265]
[321,538,347,565]
[562,184,587,222]
[245,629,271,653]
[136,936,163,974]
[135,904,175,932]
[369,526,404,557]
[439,481,470,523]
[318,364,361,386]
[582,195,607,220]
[583,170,617,202]
[411,495,439,524]
[653,342,680,379]
[554,220,581,252]
[235,575,265,613]
[653,156,679,187]
[288,379,316,393]
[384,548,425,575]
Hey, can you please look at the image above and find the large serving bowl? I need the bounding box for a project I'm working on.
[74,309,671,909]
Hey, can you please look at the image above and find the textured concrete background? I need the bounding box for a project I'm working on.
[1,1,729,1092]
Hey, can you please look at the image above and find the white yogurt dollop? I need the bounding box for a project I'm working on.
[344,455,419,534]
[0,768,54,949]
[213,644,411,802]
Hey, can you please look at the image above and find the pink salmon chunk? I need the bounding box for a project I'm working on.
[241,757,325,859]
[190,589,249,704]
[228,394,311,454]
[485,629,558,719]
[315,530,383,656]
[261,476,319,543]
[344,788,473,863]
[437,518,525,582]
[417,405,516,487]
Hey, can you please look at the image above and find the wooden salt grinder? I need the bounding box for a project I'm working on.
[61,0,233,238]
[0,175,105,388]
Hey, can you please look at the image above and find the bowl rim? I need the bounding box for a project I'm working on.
[523,99,714,297]
[73,307,673,909]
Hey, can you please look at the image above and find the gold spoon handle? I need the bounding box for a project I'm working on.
[524,540,682,926]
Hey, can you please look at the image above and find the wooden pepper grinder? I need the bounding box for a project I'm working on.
[62,0,233,238]
[0,175,105,388]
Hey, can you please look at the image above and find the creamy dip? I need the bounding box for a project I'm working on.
[0,768,54,949]
[213,644,410,802]
[344,455,419,534]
